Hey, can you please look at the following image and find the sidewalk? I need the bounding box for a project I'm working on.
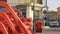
[44,26,60,31]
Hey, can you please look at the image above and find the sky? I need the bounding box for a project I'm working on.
[47,0,60,11]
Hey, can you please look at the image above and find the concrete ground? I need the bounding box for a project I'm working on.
[35,26,60,34]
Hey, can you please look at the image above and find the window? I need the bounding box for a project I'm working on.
[17,8,26,18]
[34,11,39,17]
[30,0,42,4]
[38,0,42,4]
[18,8,26,11]
[33,11,40,23]
[22,12,26,17]
[0,6,7,12]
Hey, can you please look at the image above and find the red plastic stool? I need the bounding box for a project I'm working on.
[35,20,43,32]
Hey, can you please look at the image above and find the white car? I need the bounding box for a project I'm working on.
[49,21,59,27]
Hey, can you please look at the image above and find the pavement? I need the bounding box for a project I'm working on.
[35,26,60,34]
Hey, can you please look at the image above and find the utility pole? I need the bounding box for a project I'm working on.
[46,0,48,12]
[46,0,48,26]
[32,0,35,11]
[33,0,35,32]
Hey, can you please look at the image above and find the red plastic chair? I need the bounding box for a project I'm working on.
[14,10,33,25]
[0,12,18,34]
[0,2,34,34]
[0,22,8,34]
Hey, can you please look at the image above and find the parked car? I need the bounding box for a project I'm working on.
[48,20,59,27]
[57,20,60,26]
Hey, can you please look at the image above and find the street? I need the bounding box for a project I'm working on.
[35,27,60,34]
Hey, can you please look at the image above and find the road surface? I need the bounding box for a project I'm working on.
[35,27,60,34]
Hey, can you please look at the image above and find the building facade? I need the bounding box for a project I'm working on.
[44,11,57,19]
[57,7,60,20]
[0,0,45,22]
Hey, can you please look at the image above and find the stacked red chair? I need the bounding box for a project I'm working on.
[0,1,34,34]
[0,22,8,34]
[14,10,33,25]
